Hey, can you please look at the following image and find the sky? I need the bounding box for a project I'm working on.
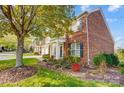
[75,5,124,49]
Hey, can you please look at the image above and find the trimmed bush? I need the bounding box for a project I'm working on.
[93,53,120,67]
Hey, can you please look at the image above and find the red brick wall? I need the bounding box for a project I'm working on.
[68,31,88,65]
[87,10,114,64]
[64,10,114,66]
[64,15,88,65]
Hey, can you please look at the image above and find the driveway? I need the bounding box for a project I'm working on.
[0,52,42,61]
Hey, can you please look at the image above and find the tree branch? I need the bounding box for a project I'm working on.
[25,6,38,33]
[0,5,20,37]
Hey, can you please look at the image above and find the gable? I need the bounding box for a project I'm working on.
[87,9,114,44]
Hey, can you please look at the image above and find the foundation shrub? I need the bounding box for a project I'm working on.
[93,53,120,67]
[109,54,120,66]
[62,56,80,68]
[47,56,80,69]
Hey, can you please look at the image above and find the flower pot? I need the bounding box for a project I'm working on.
[72,63,80,72]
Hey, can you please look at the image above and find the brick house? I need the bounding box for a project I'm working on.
[33,9,114,66]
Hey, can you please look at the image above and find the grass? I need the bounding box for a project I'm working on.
[0,58,122,87]
[23,53,36,56]
[0,58,38,72]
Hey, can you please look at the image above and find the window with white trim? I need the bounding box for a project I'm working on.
[71,17,82,32]
[70,42,80,57]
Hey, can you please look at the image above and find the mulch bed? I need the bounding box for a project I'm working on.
[0,66,37,84]
[39,61,124,86]
[84,68,124,85]
[65,67,124,85]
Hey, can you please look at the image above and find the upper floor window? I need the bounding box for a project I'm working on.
[71,17,82,32]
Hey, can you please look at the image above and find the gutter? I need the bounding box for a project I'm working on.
[85,9,102,66]
[86,14,90,65]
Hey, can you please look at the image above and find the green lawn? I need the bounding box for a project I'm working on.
[0,58,122,87]
[23,53,36,56]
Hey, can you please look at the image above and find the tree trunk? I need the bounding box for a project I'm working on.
[16,37,24,67]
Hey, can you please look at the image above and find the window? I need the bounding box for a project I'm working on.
[71,17,82,32]
[78,18,82,31]
[70,42,81,57]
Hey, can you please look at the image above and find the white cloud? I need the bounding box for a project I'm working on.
[81,5,91,12]
[106,18,118,22]
[108,5,122,12]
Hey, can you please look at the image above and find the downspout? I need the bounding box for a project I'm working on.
[86,15,90,65]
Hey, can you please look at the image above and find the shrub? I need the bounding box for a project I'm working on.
[33,52,39,55]
[93,53,120,67]
[62,56,80,68]
[109,54,120,66]
[48,55,55,63]
[48,56,80,69]
[93,53,108,74]
[42,54,50,60]
[119,63,124,68]
[105,54,112,66]
[71,56,80,64]
[64,56,80,63]
[93,53,107,66]
[43,55,80,69]
[61,57,72,68]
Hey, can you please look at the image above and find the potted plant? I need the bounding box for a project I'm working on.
[71,56,80,72]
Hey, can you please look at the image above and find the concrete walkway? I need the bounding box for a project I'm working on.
[0,52,42,61]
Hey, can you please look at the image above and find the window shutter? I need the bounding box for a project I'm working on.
[68,43,71,55]
[80,42,83,57]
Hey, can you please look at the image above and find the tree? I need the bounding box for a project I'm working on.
[0,34,17,49]
[116,49,124,62]
[0,5,75,67]
[0,5,39,67]
[36,6,75,56]
[30,6,75,39]
[0,34,32,50]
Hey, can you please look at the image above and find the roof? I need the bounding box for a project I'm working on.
[75,8,101,19]
[76,11,88,19]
